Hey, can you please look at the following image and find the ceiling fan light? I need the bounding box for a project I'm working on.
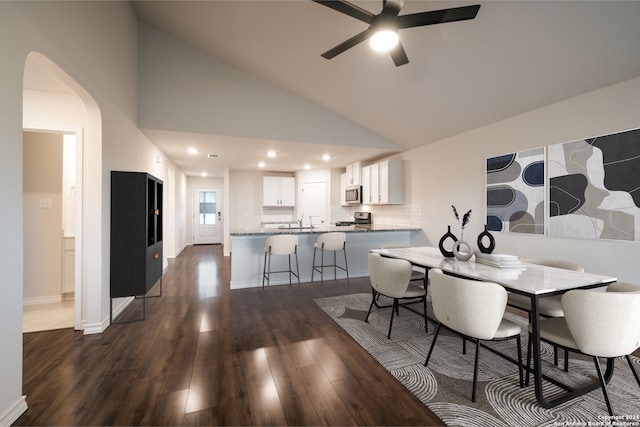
[369,30,398,52]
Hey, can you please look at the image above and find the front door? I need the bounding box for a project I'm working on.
[193,188,222,244]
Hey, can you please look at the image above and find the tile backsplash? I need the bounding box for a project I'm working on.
[262,205,423,228]
[331,204,422,227]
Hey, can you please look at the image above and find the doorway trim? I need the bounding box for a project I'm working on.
[23,126,84,330]
[192,187,223,245]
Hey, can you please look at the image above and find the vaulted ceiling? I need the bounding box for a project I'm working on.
[33,1,640,176]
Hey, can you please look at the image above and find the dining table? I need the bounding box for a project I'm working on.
[375,246,617,409]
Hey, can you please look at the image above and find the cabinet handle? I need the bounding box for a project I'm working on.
[153,252,159,259]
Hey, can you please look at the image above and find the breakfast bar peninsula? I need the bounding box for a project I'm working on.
[229,224,421,289]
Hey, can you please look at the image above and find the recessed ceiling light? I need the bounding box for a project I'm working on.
[258,162,266,168]
[187,147,198,155]
[201,172,207,177]
[322,154,331,161]
[267,151,276,158]
[304,164,311,170]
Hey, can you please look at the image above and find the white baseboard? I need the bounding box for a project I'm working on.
[111,296,134,319]
[0,395,28,426]
[176,243,188,257]
[82,321,105,335]
[79,296,134,335]
[23,295,63,306]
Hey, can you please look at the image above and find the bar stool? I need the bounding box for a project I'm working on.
[311,232,349,285]
[262,234,300,288]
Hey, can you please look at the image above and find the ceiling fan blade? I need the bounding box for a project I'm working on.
[381,0,404,18]
[396,4,481,29]
[312,0,374,24]
[389,40,409,66]
[321,29,372,59]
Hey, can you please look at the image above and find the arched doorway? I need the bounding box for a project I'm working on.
[23,52,102,333]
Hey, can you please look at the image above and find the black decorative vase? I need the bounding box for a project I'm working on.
[438,225,458,258]
[477,225,496,254]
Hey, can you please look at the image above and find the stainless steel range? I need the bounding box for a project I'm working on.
[335,211,372,226]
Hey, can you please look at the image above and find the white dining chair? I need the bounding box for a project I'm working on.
[507,258,584,317]
[528,289,640,416]
[424,269,524,402]
[508,257,584,370]
[365,253,427,339]
[379,243,428,287]
[605,282,640,388]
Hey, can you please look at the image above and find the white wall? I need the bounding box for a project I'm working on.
[228,170,295,232]
[23,132,63,302]
[401,76,640,283]
[175,171,189,256]
[0,3,189,423]
[137,23,401,151]
[229,170,264,232]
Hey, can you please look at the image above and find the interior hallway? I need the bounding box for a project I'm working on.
[16,244,442,426]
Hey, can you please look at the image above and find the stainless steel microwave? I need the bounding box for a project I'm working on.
[345,185,362,204]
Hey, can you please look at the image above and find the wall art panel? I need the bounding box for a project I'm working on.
[486,147,545,234]
[548,128,640,241]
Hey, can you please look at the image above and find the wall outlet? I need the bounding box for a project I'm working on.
[39,198,52,208]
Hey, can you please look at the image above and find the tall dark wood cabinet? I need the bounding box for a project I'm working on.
[110,171,163,322]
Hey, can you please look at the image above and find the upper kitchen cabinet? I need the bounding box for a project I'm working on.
[263,176,295,207]
[340,173,348,206]
[362,159,404,205]
[345,161,361,186]
[361,165,371,205]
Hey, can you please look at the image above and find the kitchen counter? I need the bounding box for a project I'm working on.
[230,225,423,289]
[230,224,420,236]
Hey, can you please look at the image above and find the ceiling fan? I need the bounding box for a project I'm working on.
[312,0,481,66]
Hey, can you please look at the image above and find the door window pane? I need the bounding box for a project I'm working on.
[199,192,217,225]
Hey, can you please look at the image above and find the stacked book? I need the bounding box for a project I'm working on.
[475,252,526,269]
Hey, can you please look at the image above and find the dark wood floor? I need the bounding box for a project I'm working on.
[16,244,444,426]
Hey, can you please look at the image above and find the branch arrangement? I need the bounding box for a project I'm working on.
[452,205,472,230]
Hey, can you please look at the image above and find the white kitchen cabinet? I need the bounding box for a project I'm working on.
[340,173,348,206]
[263,176,295,207]
[345,161,361,186]
[361,165,371,205]
[363,159,404,205]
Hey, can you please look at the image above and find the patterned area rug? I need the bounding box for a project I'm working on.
[314,293,640,427]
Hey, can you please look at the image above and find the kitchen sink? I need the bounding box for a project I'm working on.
[277,225,314,230]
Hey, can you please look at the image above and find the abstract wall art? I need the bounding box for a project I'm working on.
[486,147,545,234]
[548,128,640,241]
